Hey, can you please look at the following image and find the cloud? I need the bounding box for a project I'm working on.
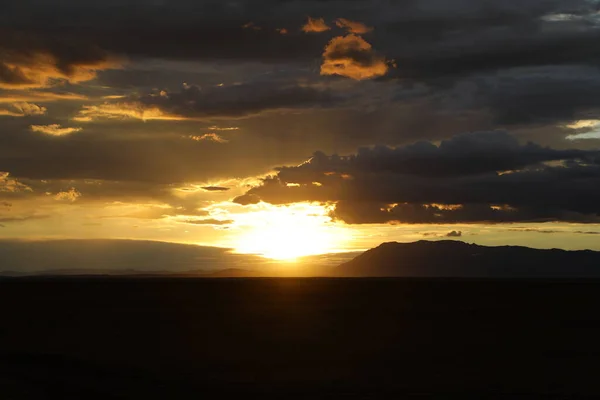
[335,18,373,34]
[4,1,600,193]
[565,119,600,141]
[321,35,391,80]
[0,215,49,223]
[0,102,47,117]
[202,186,230,192]
[53,188,82,202]
[233,193,261,206]
[0,40,120,89]
[0,109,25,117]
[3,0,599,74]
[180,218,234,226]
[208,126,240,131]
[0,91,88,103]
[74,83,335,122]
[13,102,47,115]
[190,133,229,144]
[31,124,83,136]
[478,66,600,125]
[0,172,32,193]
[302,17,331,33]
[73,102,184,122]
[446,230,462,237]
[235,131,600,224]
[508,228,600,235]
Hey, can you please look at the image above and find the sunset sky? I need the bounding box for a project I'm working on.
[2,0,600,263]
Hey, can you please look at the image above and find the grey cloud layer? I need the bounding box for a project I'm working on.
[2,0,600,215]
[235,132,600,224]
[137,82,336,119]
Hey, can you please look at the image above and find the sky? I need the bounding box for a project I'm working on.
[1,0,600,263]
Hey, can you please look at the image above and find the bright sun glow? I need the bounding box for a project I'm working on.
[232,203,351,261]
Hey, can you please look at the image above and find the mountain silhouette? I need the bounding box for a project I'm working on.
[336,240,600,278]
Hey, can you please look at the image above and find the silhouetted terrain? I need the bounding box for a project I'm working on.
[0,239,358,277]
[2,278,600,398]
[338,240,600,277]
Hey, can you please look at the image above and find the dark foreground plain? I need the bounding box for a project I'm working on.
[2,278,600,399]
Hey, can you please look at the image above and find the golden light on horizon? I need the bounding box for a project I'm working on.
[231,203,352,261]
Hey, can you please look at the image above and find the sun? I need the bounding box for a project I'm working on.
[232,203,349,261]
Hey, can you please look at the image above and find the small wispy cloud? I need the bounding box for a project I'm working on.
[335,18,373,34]
[208,126,240,131]
[0,102,47,117]
[0,92,87,103]
[302,17,331,33]
[53,188,82,202]
[180,218,234,226]
[31,124,82,136]
[73,102,187,122]
[201,186,230,192]
[190,133,229,143]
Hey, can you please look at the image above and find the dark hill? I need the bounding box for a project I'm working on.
[337,240,600,278]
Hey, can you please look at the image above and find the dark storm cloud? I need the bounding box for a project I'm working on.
[235,131,600,224]
[201,186,230,192]
[72,81,337,122]
[268,131,590,179]
[461,65,600,125]
[2,0,598,71]
[2,0,600,198]
[446,230,462,238]
[0,1,334,64]
[1,0,599,131]
[137,82,337,120]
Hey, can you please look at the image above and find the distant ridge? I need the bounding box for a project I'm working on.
[0,268,263,279]
[336,240,600,278]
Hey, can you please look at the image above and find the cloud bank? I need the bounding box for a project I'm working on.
[235,131,600,224]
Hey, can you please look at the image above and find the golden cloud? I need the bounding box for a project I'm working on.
[302,17,331,33]
[0,102,47,117]
[0,53,120,89]
[0,172,32,193]
[208,126,240,131]
[53,188,82,202]
[189,133,229,143]
[565,120,600,129]
[320,34,390,80]
[30,124,83,136]
[0,91,88,103]
[335,18,373,34]
[73,102,188,122]
[0,109,22,117]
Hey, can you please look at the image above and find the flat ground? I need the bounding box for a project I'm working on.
[1,278,600,398]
